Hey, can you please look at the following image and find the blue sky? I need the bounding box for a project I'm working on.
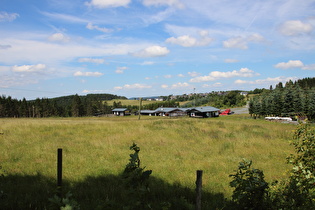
[1,0,315,100]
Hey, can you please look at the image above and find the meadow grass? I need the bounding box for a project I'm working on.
[0,115,297,209]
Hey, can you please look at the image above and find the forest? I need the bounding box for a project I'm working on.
[248,77,315,121]
[0,94,126,117]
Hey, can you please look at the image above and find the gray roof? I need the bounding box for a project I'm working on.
[190,106,220,113]
[112,108,128,112]
[154,107,182,113]
[140,110,156,114]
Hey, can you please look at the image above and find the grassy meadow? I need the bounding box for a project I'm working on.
[0,114,298,209]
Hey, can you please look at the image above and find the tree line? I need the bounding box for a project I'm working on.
[182,90,246,108]
[249,77,315,121]
[0,94,127,118]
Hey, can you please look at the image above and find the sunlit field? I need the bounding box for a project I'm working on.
[0,114,297,209]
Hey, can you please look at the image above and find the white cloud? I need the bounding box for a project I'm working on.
[234,76,298,85]
[114,83,152,90]
[0,37,142,66]
[164,74,172,78]
[86,23,113,33]
[188,71,200,77]
[223,33,265,50]
[162,82,190,89]
[0,11,19,22]
[78,57,105,64]
[141,61,155,65]
[166,31,213,47]
[275,60,315,70]
[190,68,260,83]
[143,0,184,9]
[48,33,70,42]
[274,60,304,69]
[279,20,313,36]
[73,71,104,77]
[85,0,131,8]
[132,45,170,57]
[115,66,128,74]
[202,82,222,88]
[224,59,239,63]
[170,82,190,89]
[223,37,248,50]
[12,64,46,72]
[302,64,315,71]
[177,74,185,77]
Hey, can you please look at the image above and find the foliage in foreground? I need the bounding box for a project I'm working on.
[230,123,315,209]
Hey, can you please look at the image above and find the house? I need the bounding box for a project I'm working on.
[140,107,185,117]
[112,108,131,116]
[188,106,220,118]
[154,107,185,117]
[140,110,157,116]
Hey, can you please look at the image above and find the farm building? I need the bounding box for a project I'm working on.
[187,106,220,118]
[112,108,131,116]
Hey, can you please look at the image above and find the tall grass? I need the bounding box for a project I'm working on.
[0,115,296,208]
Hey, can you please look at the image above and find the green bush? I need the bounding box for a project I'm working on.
[229,159,269,209]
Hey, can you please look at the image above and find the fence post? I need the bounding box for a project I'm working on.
[57,148,62,197]
[196,170,203,210]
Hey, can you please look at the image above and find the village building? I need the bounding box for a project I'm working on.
[112,108,131,116]
[187,106,220,118]
[138,106,220,118]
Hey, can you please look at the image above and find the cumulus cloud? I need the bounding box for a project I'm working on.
[188,71,200,77]
[190,68,260,83]
[202,82,222,88]
[132,45,170,57]
[274,60,304,69]
[73,71,103,77]
[86,22,113,33]
[12,64,46,72]
[78,57,105,64]
[234,76,298,85]
[115,66,128,74]
[279,20,313,36]
[143,0,184,9]
[223,37,247,49]
[164,74,172,78]
[161,82,190,89]
[48,33,70,42]
[223,33,265,50]
[141,61,155,65]
[114,83,152,90]
[0,11,19,22]
[85,0,131,8]
[166,31,213,47]
[275,60,315,70]
[224,59,239,63]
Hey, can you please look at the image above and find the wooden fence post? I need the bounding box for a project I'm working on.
[57,148,62,197]
[196,170,203,210]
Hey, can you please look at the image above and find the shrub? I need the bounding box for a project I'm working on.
[229,159,269,210]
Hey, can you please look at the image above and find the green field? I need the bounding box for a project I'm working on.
[0,115,297,209]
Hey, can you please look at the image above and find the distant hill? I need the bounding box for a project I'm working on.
[48,93,127,108]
